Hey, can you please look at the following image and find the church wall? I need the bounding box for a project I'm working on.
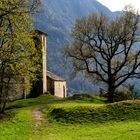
[54,81,66,98]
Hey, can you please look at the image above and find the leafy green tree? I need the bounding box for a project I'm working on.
[66,7,140,103]
[0,0,40,113]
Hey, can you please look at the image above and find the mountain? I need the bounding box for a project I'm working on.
[34,0,121,94]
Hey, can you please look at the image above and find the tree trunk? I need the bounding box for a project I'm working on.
[0,93,8,114]
[0,87,3,113]
[23,88,27,99]
[0,102,2,113]
[108,85,115,103]
[0,78,10,114]
[1,102,6,114]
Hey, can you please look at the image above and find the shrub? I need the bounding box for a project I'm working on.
[113,90,129,102]
[114,85,140,102]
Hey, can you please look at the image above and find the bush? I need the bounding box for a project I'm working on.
[127,84,140,100]
[114,85,140,102]
[113,90,129,102]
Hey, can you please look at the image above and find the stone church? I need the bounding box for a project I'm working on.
[34,30,67,98]
[10,30,67,100]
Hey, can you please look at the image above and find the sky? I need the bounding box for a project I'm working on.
[97,0,140,11]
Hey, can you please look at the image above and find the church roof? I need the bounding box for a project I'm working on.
[35,30,47,36]
[47,71,66,81]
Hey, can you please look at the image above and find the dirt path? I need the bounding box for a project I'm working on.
[32,108,46,131]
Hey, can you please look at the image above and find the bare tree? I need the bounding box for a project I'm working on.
[66,7,140,102]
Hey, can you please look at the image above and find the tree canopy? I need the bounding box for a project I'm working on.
[0,0,41,113]
[66,7,140,102]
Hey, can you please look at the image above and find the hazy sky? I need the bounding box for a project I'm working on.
[97,0,140,11]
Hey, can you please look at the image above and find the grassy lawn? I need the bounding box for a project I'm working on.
[0,108,33,140]
[0,94,140,140]
[30,121,140,140]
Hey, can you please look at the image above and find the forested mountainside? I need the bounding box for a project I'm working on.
[35,0,121,93]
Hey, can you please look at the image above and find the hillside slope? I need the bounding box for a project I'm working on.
[0,95,140,140]
[35,0,120,93]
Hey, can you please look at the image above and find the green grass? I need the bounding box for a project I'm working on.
[0,94,140,140]
[0,108,33,140]
[66,94,106,104]
[47,100,140,123]
[36,121,140,140]
[7,95,60,109]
